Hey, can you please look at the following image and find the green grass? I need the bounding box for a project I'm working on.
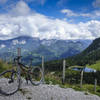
[59,82,100,97]
[0,59,100,97]
[45,72,100,97]
[45,72,62,85]
[69,60,100,71]
[0,60,12,73]
[87,60,100,71]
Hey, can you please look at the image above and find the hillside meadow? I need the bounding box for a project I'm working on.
[87,60,100,71]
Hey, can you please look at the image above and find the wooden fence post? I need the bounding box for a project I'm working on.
[17,48,21,57]
[62,59,66,84]
[16,48,22,87]
[80,70,83,88]
[94,78,97,93]
[42,56,45,83]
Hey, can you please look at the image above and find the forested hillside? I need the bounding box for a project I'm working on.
[45,37,100,71]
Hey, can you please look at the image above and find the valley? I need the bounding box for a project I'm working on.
[0,36,92,65]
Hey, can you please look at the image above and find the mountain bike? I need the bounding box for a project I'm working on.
[0,56,43,96]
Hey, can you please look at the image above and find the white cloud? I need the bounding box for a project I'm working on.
[10,1,31,16]
[0,1,100,40]
[93,0,100,8]
[61,9,92,17]
[61,9,78,17]
[61,9,100,18]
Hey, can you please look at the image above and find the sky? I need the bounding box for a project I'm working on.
[0,0,100,40]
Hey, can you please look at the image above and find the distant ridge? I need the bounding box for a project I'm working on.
[44,37,100,71]
[0,36,92,65]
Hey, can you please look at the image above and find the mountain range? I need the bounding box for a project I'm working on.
[44,37,100,71]
[0,36,92,65]
[72,37,100,66]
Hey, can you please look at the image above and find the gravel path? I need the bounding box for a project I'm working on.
[0,79,100,100]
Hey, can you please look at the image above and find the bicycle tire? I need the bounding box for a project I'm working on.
[29,67,43,86]
[0,70,20,96]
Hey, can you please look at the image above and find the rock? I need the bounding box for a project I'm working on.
[0,79,100,100]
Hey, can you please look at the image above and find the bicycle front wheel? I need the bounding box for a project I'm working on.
[30,67,43,86]
[0,70,20,96]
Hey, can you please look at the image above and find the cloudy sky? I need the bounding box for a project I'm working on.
[0,0,100,40]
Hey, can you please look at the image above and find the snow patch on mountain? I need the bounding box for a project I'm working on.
[0,44,6,49]
[41,40,53,46]
[20,40,26,44]
[12,40,26,45]
[41,39,58,46]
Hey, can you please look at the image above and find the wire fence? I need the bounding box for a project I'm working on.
[1,48,100,93]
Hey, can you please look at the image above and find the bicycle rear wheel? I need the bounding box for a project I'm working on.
[30,67,43,86]
[0,70,20,96]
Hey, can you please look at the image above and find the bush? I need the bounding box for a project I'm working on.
[61,69,100,85]
[45,72,61,85]
[0,60,12,73]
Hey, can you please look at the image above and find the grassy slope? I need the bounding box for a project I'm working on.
[87,60,100,71]
[0,59,100,96]
[45,71,100,97]
[69,60,100,71]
